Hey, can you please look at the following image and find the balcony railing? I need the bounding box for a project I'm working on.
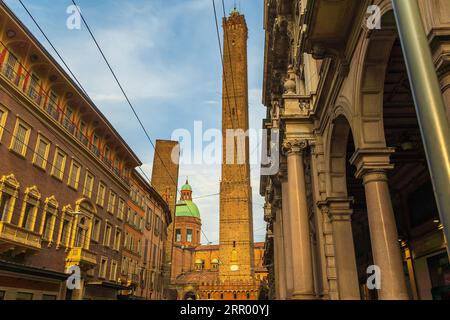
[46,102,61,122]
[0,54,131,186]
[0,222,42,251]
[66,247,97,270]
[91,144,101,158]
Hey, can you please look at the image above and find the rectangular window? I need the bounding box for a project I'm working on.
[0,290,5,300]
[33,135,50,170]
[152,245,157,268]
[186,229,193,242]
[42,211,56,242]
[83,172,94,198]
[92,134,100,157]
[146,207,153,227]
[68,160,81,190]
[63,107,75,134]
[46,91,59,121]
[110,260,118,281]
[27,74,40,102]
[175,229,181,242]
[144,240,149,263]
[42,294,57,300]
[113,228,121,251]
[51,148,67,180]
[0,193,12,222]
[107,191,116,214]
[99,257,108,279]
[16,292,33,301]
[0,106,8,142]
[96,182,106,207]
[10,120,31,157]
[117,198,125,220]
[20,203,35,231]
[60,218,71,247]
[5,52,17,80]
[122,257,128,275]
[78,121,88,146]
[104,224,112,247]
[105,146,110,160]
[91,218,101,242]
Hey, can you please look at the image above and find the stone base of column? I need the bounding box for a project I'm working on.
[291,291,316,300]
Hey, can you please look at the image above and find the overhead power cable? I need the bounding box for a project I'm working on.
[70,0,212,244]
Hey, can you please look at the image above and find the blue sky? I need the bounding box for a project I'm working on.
[5,0,267,244]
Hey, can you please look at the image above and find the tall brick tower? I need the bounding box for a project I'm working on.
[151,140,180,287]
[219,9,254,282]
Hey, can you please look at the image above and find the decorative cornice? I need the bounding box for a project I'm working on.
[45,195,59,209]
[25,186,41,200]
[0,173,20,189]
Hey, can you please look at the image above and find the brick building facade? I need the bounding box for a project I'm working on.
[0,2,172,300]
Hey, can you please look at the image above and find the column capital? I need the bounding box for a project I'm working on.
[282,139,308,155]
[317,197,354,222]
[349,147,395,179]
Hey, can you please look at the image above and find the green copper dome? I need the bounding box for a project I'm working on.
[181,182,192,192]
[175,200,200,219]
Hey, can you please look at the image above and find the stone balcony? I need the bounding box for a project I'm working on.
[0,222,42,254]
[128,273,140,286]
[65,247,97,270]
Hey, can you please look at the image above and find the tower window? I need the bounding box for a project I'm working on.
[175,229,181,242]
[187,229,193,242]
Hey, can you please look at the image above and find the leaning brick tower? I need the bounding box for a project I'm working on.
[218,8,255,282]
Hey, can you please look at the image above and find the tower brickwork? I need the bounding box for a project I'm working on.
[219,11,255,282]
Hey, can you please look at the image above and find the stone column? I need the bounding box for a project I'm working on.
[279,163,294,298]
[351,149,409,300]
[283,139,315,299]
[321,198,360,299]
[274,205,287,299]
[402,241,418,300]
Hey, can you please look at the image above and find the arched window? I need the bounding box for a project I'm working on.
[211,258,219,270]
[195,259,204,271]
[246,292,250,299]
